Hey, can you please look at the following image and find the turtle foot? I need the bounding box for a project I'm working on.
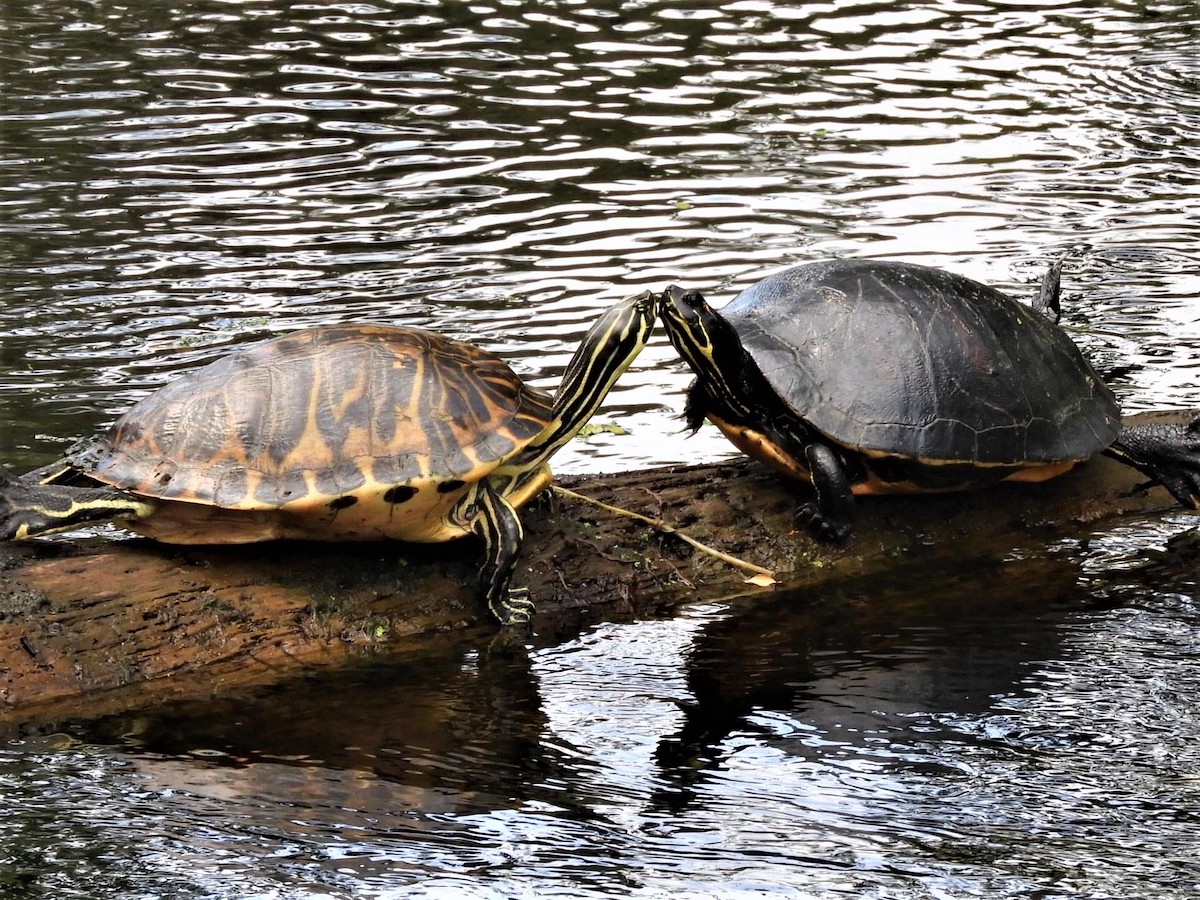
[491,586,535,628]
[797,502,854,545]
[1107,417,1200,509]
[0,467,151,541]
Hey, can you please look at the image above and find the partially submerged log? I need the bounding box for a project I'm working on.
[1,411,1195,729]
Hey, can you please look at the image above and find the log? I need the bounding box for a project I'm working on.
[1,410,1195,730]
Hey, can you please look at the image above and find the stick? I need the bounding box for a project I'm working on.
[550,485,775,579]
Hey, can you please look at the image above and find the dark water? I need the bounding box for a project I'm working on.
[4,533,1200,898]
[2,0,1200,897]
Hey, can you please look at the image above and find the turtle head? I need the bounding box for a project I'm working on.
[659,285,729,372]
[560,290,657,412]
[580,289,658,369]
[515,290,657,468]
[660,285,755,431]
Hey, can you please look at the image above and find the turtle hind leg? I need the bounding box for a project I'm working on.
[469,480,534,627]
[0,466,155,540]
[1033,256,1066,323]
[1105,417,1200,509]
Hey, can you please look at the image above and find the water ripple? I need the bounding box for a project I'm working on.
[5,6,1200,898]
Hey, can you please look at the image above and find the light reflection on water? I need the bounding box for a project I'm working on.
[3,0,1200,896]
[3,0,1200,471]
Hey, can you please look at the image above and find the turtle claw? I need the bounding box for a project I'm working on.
[492,586,535,627]
[797,502,853,544]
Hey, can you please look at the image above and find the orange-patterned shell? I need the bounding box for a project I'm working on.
[71,325,554,518]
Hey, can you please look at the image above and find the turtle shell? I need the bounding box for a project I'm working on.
[67,325,554,542]
[721,259,1121,464]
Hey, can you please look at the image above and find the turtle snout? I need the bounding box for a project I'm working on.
[626,288,657,320]
[661,285,706,319]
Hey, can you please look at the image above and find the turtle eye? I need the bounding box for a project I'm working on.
[665,285,707,310]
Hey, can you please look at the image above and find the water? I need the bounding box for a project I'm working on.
[4,532,1200,898]
[2,0,1200,896]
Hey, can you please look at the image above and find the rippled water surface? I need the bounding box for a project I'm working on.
[5,527,1200,899]
[3,0,1200,897]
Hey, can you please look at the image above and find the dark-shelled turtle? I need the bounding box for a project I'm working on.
[0,291,657,624]
[659,258,1200,540]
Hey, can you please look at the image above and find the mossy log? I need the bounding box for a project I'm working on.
[0,411,1195,729]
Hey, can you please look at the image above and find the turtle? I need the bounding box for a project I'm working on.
[0,290,657,625]
[658,257,1200,542]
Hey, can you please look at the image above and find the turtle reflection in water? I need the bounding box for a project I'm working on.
[0,291,657,625]
[659,258,1200,541]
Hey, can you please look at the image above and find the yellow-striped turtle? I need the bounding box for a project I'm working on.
[0,291,656,624]
[660,258,1200,541]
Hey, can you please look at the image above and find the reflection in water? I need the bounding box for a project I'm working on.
[3,0,1200,896]
[86,640,593,821]
[648,559,1077,816]
[2,522,1190,898]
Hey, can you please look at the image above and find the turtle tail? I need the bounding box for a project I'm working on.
[1104,416,1200,509]
[0,466,155,541]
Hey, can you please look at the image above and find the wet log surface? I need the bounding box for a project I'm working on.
[1,411,1195,730]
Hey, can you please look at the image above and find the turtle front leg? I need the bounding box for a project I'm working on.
[798,443,856,543]
[470,480,535,626]
[0,466,155,541]
[1105,417,1200,509]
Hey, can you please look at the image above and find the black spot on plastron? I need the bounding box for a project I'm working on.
[384,485,417,505]
[437,479,466,494]
[328,496,358,511]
